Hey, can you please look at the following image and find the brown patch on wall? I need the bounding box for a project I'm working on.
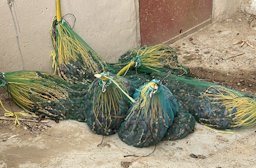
[139,0,212,45]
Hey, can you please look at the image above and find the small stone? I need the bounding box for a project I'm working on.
[121,161,132,168]
[190,153,206,159]
[190,153,198,158]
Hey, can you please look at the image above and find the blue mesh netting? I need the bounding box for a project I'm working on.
[118,80,178,147]
[84,73,131,135]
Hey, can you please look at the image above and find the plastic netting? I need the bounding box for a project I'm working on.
[117,45,189,76]
[51,18,107,84]
[0,71,88,121]
[152,73,256,129]
[163,112,196,141]
[84,73,132,135]
[118,80,178,147]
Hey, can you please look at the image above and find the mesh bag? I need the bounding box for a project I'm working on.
[152,73,256,129]
[118,80,178,147]
[0,71,88,121]
[84,73,132,135]
[51,18,107,84]
[117,44,189,76]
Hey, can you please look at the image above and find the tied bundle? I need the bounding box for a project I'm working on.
[0,71,88,122]
[118,80,178,147]
[84,72,132,135]
[116,44,189,76]
[155,73,256,129]
[50,0,106,84]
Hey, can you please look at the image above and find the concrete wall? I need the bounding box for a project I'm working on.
[0,0,247,72]
[241,0,256,15]
[0,0,139,72]
[212,0,242,21]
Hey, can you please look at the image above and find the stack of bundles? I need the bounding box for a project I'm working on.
[151,73,256,129]
[51,0,106,84]
[118,79,179,147]
[116,44,189,76]
[84,72,133,135]
[0,71,88,122]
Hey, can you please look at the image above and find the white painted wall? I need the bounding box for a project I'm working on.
[0,0,139,72]
[241,0,256,15]
[212,0,242,21]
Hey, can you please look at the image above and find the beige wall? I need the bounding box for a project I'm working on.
[0,0,139,72]
[241,0,256,15]
[212,0,242,21]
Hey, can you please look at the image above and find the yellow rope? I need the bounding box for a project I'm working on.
[109,78,135,103]
[0,100,34,125]
[140,82,158,108]
[94,74,135,103]
[117,61,135,76]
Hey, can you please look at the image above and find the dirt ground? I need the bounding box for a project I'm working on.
[172,12,256,94]
[0,12,256,168]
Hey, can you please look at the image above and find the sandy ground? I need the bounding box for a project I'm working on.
[0,120,255,168]
[171,12,256,93]
[0,12,256,168]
